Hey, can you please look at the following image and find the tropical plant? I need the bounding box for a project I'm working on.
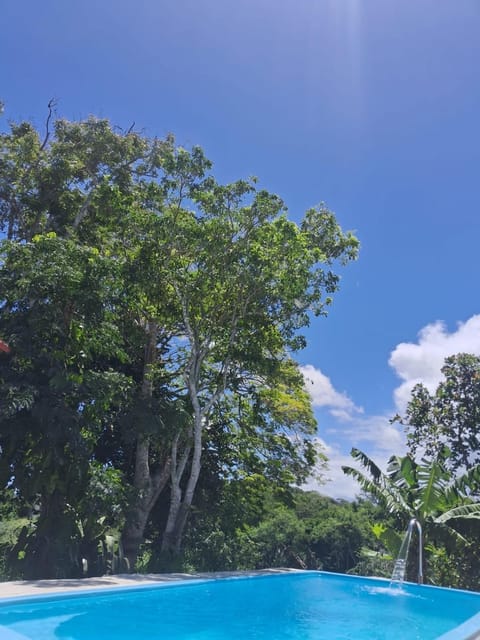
[344,448,480,528]
[342,447,480,585]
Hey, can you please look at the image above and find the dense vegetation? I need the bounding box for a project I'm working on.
[0,108,479,591]
[0,108,358,579]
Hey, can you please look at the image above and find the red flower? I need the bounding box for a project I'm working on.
[0,340,10,353]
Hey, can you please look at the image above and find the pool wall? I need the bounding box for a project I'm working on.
[436,612,480,640]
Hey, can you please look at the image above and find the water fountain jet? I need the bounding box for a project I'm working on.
[390,517,423,586]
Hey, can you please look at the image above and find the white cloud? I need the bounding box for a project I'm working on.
[303,438,362,501]
[301,364,403,456]
[300,364,363,419]
[302,314,480,500]
[315,415,405,500]
[300,365,405,500]
[389,314,480,412]
[305,424,405,501]
[338,414,404,456]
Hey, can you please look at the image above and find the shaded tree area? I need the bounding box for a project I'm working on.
[0,106,358,579]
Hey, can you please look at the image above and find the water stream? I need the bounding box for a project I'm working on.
[390,518,423,587]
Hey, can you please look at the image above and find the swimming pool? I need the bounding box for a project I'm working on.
[0,571,479,640]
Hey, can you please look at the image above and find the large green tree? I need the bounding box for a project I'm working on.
[397,353,480,472]
[0,234,133,577]
[0,109,358,576]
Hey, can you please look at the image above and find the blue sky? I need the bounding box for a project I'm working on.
[2,0,480,498]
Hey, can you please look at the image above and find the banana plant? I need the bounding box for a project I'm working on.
[342,447,480,548]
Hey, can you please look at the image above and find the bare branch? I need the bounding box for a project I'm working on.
[71,177,99,230]
[40,99,57,151]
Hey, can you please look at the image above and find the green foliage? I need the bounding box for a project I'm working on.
[343,447,480,527]
[0,107,358,577]
[343,447,480,588]
[347,548,394,579]
[0,493,30,580]
[96,532,129,576]
[371,523,402,557]
[398,353,480,471]
[173,485,379,575]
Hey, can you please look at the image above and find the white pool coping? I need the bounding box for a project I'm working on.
[0,568,299,599]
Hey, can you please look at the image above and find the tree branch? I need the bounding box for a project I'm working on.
[40,99,57,152]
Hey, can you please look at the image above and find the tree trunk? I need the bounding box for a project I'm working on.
[161,480,182,553]
[161,502,191,554]
[159,294,235,554]
[122,487,167,570]
[122,438,171,569]
[122,502,152,571]
[121,321,170,570]
[161,408,203,553]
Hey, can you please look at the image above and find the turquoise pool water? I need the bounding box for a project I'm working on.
[0,572,480,640]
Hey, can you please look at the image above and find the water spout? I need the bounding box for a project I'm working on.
[390,518,423,586]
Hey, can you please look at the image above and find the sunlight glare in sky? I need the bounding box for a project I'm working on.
[2,0,480,499]
[320,0,366,124]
